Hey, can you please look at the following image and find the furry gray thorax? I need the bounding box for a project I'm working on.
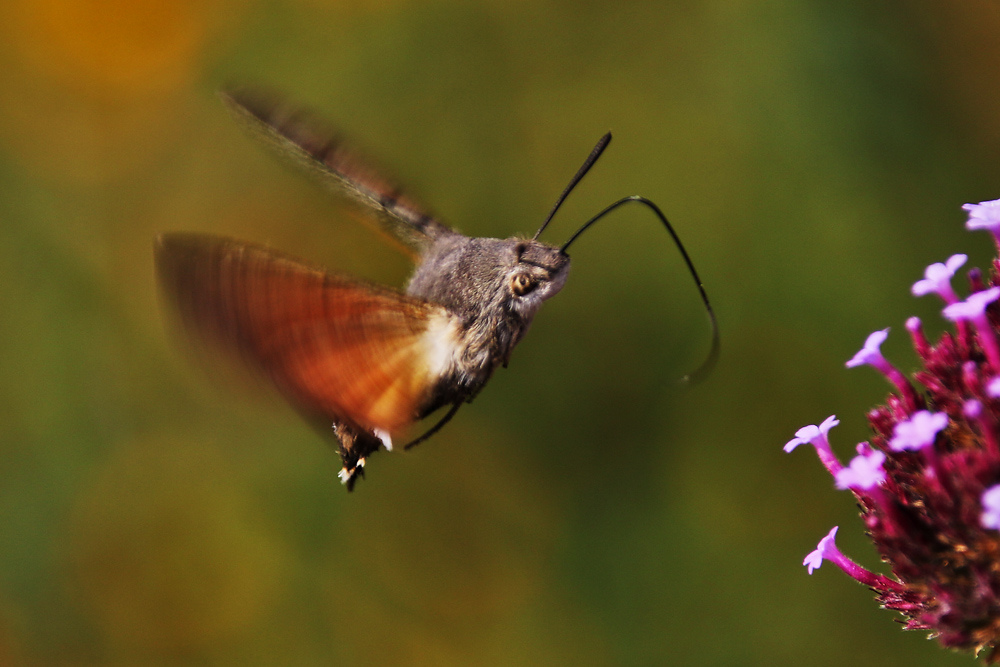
[407,233,570,407]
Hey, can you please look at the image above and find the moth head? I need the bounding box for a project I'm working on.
[405,235,569,326]
[505,239,569,319]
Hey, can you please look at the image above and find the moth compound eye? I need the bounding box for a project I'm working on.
[510,272,537,297]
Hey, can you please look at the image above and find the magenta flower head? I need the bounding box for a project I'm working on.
[912,254,967,303]
[787,199,1000,662]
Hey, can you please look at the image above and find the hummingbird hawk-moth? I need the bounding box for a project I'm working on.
[155,89,718,490]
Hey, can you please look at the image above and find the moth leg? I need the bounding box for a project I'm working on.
[332,421,390,491]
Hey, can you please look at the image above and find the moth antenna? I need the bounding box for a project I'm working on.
[560,195,720,385]
[533,132,612,241]
[403,402,463,450]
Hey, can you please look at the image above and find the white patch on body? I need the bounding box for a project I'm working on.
[338,467,351,484]
[374,428,393,451]
[423,312,464,379]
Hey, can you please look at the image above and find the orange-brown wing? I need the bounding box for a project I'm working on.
[155,233,458,434]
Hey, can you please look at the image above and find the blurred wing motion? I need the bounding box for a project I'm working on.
[220,89,452,253]
[155,234,459,441]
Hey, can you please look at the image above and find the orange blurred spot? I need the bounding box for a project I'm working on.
[3,0,227,95]
[0,0,243,183]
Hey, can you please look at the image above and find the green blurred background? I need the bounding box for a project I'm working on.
[2,0,1000,665]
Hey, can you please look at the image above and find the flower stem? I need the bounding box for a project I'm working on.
[828,548,905,593]
[873,359,922,412]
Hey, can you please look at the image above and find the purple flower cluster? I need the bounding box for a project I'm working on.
[787,198,1000,662]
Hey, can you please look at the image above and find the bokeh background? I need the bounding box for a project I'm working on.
[3,0,1000,665]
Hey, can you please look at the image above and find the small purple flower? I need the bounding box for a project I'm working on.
[912,254,967,303]
[942,287,1000,322]
[835,450,886,490]
[784,415,843,474]
[802,526,903,592]
[784,415,839,452]
[988,377,1000,399]
[846,328,921,410]
[803,526,839,575]
[943,287,1000,371]
[846,329,890,369]
[982,485,1000,530]
[964,198,1000,234]
[889,410,949,452]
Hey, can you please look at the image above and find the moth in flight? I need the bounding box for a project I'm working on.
[156,90,717,490]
